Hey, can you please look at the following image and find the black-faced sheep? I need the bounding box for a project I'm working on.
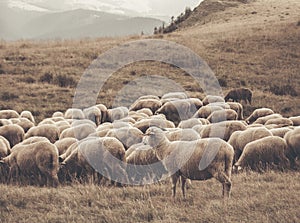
[145,127,234,198]
[224,88,252,104]
[0,141,59,187]
[228,127,273,162]
[234,136,290,171]
[246,108,275,124]
[200,120,247,141]
[0,124,25,148]
[284,128,300,169]
[25,124,60,144]
[207,109,238,123]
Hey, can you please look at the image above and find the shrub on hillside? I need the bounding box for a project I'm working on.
[39,72,53,83]
[1,92,19,101]
[53,74,76,87]
[269,84,298,97]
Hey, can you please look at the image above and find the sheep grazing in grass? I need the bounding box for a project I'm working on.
[0,141,59,187]
[52,111,64,118]
[202,95,225,106]
[207,109,238,123]
[20,111,35,124]
[105,107,129,123]
[133,118,175,133]
[200,120,247,141]
[0,136,10,183]
[178,118,208,129]
[192,105,224,119]
[289,116,300,126]
[59,123,96,140]
[156,99,202,125]
[224,88,253,104]
[270,127,292,138]
[126,143,167,184]
[105,127,144,150]
[60,137,127,185]
[246,108,275,124]
[228,127,273,162]
[64,108,85,120]
[0,124,25,147]
[83,106,102,126]
[0,110,19,119]
[161,92,188,100]
[227,102,244,120]
[165,128,200,142]
[145,127,234,199]
[25,124,60,144]
[54,137,78,155]
[284,128,300,169]
[234,136,290,171]
[265,117,294,127]
[10,117,35,133]
[129,98,162,113]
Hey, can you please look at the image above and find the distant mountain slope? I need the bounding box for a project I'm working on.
[0,7,163,40]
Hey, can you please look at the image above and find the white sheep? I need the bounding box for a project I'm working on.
[64,108,85,120]
[227,102,244,120]
[234,136,290,171]
[202,95,225,106]
[207,109,238,123]
[284,128,300,169]
[59,123,96,140]
[289,116,300,126]
[0,110,19,119]
[25,124,60,144]
[228,126,273,162]
[165,128,200,142]
[246,108,275,124]
[145,127,234,199]
[129,98,162,113]
[20,111,35,124]
[0,124,25,148]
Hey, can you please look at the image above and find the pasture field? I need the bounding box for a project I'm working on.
[0,171,300,222]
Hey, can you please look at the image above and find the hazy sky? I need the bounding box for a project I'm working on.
[7,0,202,17]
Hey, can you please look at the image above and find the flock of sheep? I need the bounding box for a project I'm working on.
[0,87,299,199]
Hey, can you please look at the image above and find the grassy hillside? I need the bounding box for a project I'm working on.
[0,0,299,122]
[0,171,299,222]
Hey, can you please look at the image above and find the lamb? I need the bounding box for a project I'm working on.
[246,108,275,124]
[126,143,167,184]
[0,110,19,119]
[129,98,162,113]
[25,124,60,144]
[0,124,25,147]
[234,136,290,171]
[144,127,234,198]
[207,109,238,123]
[155,99,202,125]
[83,106,102,126]
[20,111,35,124]
[54,137,78,155]
[227,102,244,120]
[228,127,273,162]
[284,128,300,169]
[224,88,252,104]
[202,95,225,106]
[105,127,144,150]
[200,120,247,141]
[0,141,59,187]
[60,137,127,185]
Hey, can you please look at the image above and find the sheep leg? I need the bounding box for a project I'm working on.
[212,171,231,198]
[171,174,180,199]
[181,176,187,200]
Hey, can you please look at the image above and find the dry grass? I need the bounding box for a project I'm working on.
[0,171,299,222]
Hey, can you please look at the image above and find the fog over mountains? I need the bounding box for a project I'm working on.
[0,0,201,40]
